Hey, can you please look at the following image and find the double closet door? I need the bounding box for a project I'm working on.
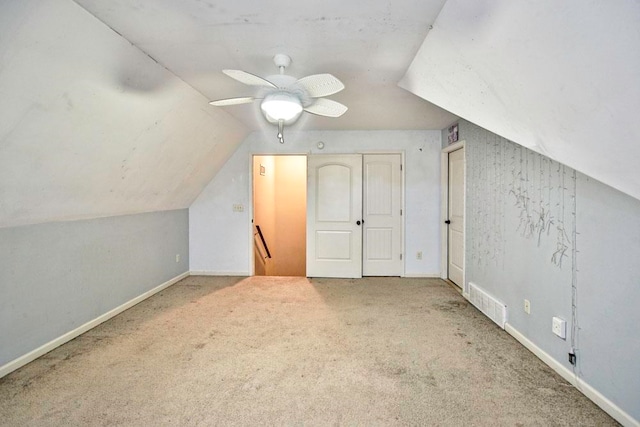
[307,154,402,278]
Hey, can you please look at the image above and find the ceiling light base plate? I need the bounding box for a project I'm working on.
[273,54,292,70]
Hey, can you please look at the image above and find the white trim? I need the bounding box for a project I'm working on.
[442,140,466,153]
[504,323,574,383]
[440,141,466,293]
[505,323,639,427]
[439,150,448,280]
[0,271,190,379]
[251,150,405,279]
[400,150,406,278]
[402,273,441,278]
[190,270,248,276]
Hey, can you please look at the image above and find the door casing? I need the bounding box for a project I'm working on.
[251,151,405,277]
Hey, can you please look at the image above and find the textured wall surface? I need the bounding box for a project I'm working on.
[457,119,640,422]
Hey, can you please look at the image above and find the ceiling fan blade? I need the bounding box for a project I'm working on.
[209,97,256,106]
[304,98,348,118]
[296,74,345,97]
[222,70,276,88]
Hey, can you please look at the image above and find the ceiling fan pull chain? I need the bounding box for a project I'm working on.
[277,119,285,144]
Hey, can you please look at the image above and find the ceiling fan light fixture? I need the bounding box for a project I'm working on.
[261,92,303,123]
[210,54,347,144]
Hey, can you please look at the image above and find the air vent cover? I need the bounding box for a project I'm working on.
[469,282,507,329]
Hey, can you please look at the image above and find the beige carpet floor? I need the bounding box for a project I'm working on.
[0,276,617,426]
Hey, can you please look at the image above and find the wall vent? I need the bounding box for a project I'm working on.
[468,282,507,329]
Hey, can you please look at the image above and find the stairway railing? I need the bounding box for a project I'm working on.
[254,225,272,259]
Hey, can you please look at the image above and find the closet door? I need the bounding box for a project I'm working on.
[363,154,403,276]
[447,148,465,288]
[307,155,363,278]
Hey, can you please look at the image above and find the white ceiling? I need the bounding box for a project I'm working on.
[401,0,640,201]
[0,0,248,228]
[73,0,457,131]
[5,0,638,229]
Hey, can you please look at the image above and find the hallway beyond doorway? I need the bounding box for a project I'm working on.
[253,155,307,277]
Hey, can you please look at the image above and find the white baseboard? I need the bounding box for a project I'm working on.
[505,323,576,384]
[505,323,639,427]
[402,273,441,278]
[0,271,190,379]
[190,270,248,276]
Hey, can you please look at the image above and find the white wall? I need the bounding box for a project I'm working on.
[401,0,640,202]
[189,130,442,277]
[457,119,640,425]
[0,0,248,228]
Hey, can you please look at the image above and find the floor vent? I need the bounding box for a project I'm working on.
[468,282,507,329]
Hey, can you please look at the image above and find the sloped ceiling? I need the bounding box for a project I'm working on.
[0,0,249,228]
[12,2,635,229]
[400,0,640,201]
[1,0,462,229]
[72,0,457,131]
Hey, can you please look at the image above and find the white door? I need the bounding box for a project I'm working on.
[307,155,363,278]
[447,148,465,287]
[363,154,403,276]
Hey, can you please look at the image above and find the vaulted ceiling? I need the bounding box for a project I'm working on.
[72,0,456,131]
[401,0,640,201]
[1,0,638,228]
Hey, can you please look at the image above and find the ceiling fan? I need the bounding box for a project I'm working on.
[209,54,347,143]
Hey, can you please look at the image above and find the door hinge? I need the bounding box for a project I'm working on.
[400,253,403,260]
[400,164,403,171]
[400,209,403,216]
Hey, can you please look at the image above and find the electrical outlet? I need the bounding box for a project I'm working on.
[552,317,566,339]
[524,299,531,314]
[416,251,423,260]
[176,254,180,263]
[233,204,244,212]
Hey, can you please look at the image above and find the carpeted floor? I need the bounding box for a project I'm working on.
[0,276,617,426]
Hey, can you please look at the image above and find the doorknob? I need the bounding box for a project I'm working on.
[356,220,361,226]
[445,220,451,224]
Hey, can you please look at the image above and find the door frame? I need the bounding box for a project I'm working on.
[440,141,468,298]
[249,150,405,277]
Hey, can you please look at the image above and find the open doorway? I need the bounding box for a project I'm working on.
[253,155,307,276]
